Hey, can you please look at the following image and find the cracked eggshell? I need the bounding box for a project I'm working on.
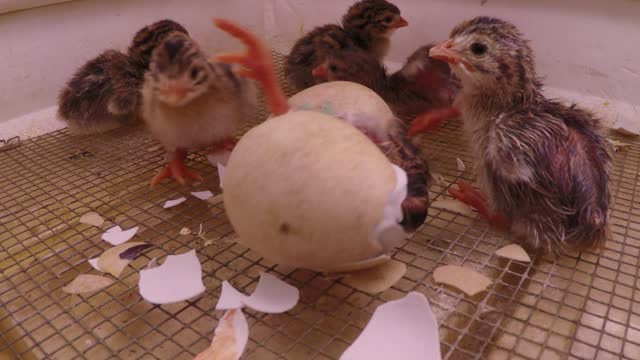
[224,111,403,272]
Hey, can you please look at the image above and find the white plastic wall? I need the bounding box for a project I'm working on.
[1,0,639,138]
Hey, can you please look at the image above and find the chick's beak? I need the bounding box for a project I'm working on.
[392,16,409,28]
[429,40,461,65]
[160,82,191,103]
[311,64,328,79]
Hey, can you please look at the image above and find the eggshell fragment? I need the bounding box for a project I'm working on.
[194,309,249,360]
[101,226,138,246]
[495,244,531,263]
[164,197,187,209]
[340,292,441,360]
[62,274,114,294]
[79,212,104,227]
[179,227,192,236]
[215,273,299,313]
[243,273,300,313]
[216,281,249,310]
[431,199,475,217]
[87,258,102,272]
[138,250,205,304]
[432,265,492,296]
[97,242,149,278]
[192,191,214,200]
[456,158,466,171]
[343,259,407,294]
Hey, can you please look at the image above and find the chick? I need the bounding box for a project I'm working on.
[142,31,256,187]
[423,16,610,252]
[215,19,431,232]
[311,46,460,121]
[58,50,144,133]
[57,19,187,134]
[285,0,407,90]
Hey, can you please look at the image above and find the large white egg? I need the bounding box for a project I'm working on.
[223,110,407,272]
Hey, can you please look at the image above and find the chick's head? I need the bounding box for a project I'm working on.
[342,0,408,38]
[149,32,211,107]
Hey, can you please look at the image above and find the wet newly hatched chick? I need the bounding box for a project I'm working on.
[312,46,460,120]
[142,32,256,187]
[425,16,610,253]
[57,19,187,134]
[285,0,407,90]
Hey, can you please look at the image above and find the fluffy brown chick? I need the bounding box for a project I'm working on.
[142,31,256,187]
[285,0,407,90]
[311,46,459,120]
[429,16,610,253]
[57,19,187,134]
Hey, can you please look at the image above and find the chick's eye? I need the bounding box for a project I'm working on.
[384,16,393,23]
[329,64,338,72]
[190,68,199,79]
[470,42,487,56]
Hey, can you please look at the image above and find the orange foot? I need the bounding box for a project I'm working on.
[448,180,510,231]
[408,107,461,136]
[213,18,289,116]
[151,149,203,187]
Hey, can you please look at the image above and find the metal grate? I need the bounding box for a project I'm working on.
[1,53,640,360]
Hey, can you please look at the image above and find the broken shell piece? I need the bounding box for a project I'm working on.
[456,158,466,171]
[431,199,475,217]
[147,257,159,269]
[194,309,249,360]
[340,292,441,360]
[79,212,104,227]
[98,242,149,278]
[87,258,102,272]
[433,265,492,297]
[179,227,192,236]
[244,273,300,313]
[119,244,153,260]
[216,281,249,310]
[217,164,226,189]
[495,244,531,263]
[215,273,299,313]
[192,191,214,200]
[101,226,138,246]
[62,274,114,294]
[343,259,406,294]
[164,197,187,209]
[607,138,631,152]
[138,249,205,304]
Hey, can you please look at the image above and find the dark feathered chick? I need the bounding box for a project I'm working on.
[285,0,407,90]
[428,16,610,253]
[142,31,256,187]
[57,19,187,134]
[311,45,460,120]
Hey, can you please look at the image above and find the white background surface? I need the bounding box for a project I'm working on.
[1,0,639,138]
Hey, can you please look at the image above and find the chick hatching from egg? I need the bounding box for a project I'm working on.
[422,16,610,253]
[311,46,460,121]
[142,31,256,187]
[57,19,188,134]
[285,0,407,90]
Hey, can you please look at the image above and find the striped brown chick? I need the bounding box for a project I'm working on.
[311,46,460,121]
[427,16,611,253]
[285,0,407,91]
[57,19,187,134]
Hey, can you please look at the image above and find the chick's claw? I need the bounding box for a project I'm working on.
[449,181,510,231]
[151,150,202,187]
[214,18,289,116]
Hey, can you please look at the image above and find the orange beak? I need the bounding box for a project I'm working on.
[429,40,461,65]
[311,64,328,79]
[392,16,409,28]
[160,82,191,103]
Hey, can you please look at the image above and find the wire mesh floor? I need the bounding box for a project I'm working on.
[2,53,640,360]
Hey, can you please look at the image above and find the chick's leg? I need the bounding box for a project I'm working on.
[151,149,203,187]
[408,107,460,136]
[448,181,510,231]
[213,19,289,116]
